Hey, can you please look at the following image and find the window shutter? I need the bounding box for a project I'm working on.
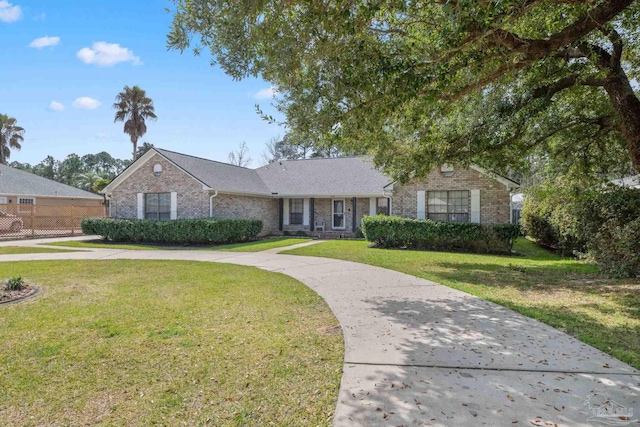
[283,199,290,225]
[303,198,310,226]
[471,189,480,223]
[369,198,376,216]
[417,191,426,220]
[170,192,178,220]
[137,193,144,219]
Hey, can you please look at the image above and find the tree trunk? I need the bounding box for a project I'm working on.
[603,70,640,173]
[132,137,138,161]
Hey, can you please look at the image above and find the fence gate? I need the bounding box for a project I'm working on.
[0,203,106,240]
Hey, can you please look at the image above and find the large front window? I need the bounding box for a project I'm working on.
[289,198,303,225]
[145,193,171,220]
[428,191,469,222]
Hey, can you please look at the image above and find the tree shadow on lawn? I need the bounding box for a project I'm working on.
[336,295,640,426]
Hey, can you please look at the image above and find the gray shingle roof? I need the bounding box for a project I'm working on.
[0,163,103,199]
[256,157,391,196]
[156,148,271,195]
[156,149,391,196]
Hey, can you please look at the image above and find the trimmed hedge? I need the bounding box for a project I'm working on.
[361,215,520,254]
[81,218,263,244]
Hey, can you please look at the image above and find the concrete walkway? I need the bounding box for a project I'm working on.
[0,239,638,426]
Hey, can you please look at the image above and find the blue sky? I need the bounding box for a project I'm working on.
[0,0,282,167]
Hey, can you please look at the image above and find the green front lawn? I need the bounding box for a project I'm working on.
[214,237,311,252]
[0,246,81,255]
[284,238,640,369]
[44,237,311,252]
[0,260,342,426]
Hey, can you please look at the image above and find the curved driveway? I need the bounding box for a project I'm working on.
[1,239,638,426]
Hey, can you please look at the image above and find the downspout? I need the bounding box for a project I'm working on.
[104,193,112,217]
[209,190,218,217]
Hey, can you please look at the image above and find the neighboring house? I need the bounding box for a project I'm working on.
[610,174,640,189]
[0,163,104,208]
[102,148,519,236]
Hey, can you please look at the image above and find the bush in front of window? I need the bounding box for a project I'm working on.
[81,218,263,244]
[360,215,521,254]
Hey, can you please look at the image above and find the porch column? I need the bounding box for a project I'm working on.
[278,198,283,231]
[352,197,357,232]
[283,198,290,226]
[369,197,376,216]
[310,198,315,231]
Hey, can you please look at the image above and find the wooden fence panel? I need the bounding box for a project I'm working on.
[0,203,106,240]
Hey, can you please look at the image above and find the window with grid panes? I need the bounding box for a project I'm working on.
[145,193,171,220]
[427,191,469,222]
[289,198,303,225]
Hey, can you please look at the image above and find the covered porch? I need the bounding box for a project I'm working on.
[277,196,391,235]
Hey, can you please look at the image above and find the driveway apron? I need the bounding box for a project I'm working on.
[0,243,637,426]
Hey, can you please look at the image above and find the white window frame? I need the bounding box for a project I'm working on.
[289,198,304,225]
[332,199,346,230]
[18,197,35,213]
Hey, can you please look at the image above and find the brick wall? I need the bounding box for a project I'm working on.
[109,153,210,219]
[390,167,511,224]
[213,193,279,235]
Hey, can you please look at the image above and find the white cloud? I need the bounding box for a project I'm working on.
[48,101,64,112]
[72,97,101,110]
[254,86,277,100]
[76,41,141,67]
[0,0,22,23]
[29,36,60,49]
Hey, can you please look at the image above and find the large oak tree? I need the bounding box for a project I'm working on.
[168,0,640,180]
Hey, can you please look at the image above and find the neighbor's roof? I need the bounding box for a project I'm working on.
[156,149,271,195]
[610,174,640,189]
[256,156,391,196]
[0,163,103,199]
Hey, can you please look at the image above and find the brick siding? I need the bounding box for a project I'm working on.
[212,193,279,235]
[390,167,511,224]
[109,153,210,220]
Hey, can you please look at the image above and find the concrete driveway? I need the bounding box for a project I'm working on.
[1,238,638,426]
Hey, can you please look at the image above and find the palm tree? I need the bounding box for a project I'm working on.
[113,86,157,159]
[75,171,104,192]
[0,114,25,165]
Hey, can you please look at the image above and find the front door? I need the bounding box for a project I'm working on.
[332,199,345,229]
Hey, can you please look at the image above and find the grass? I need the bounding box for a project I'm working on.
[0,260,343,426]
[213,237,311,252]
[283,238,640,369]
[0,246,81,255]
[44,237,311,252]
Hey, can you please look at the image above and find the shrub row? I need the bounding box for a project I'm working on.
[521,181,640,277]
[81,217,263,244]
[361,215,520,254]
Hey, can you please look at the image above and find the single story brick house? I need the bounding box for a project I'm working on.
[102,148,519,236]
